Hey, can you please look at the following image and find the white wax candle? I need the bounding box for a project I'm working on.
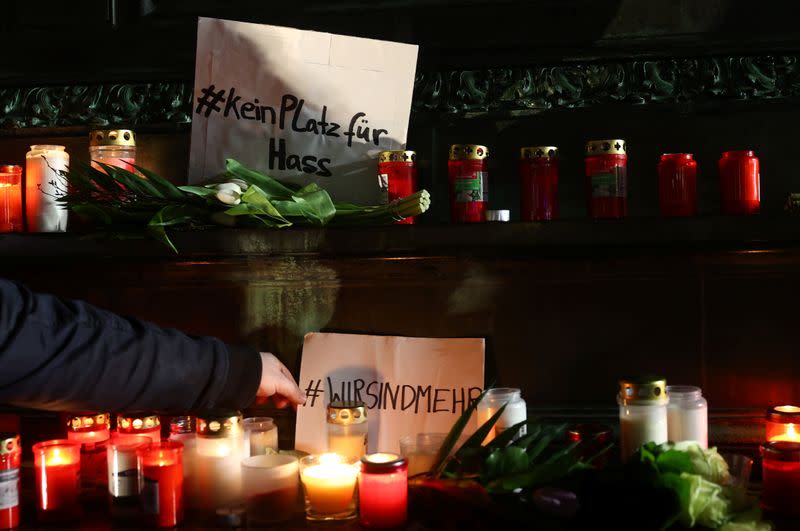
[248,429,278,457]
[25,145,69,232]
[300,459,358,514]
[328,433,366,458]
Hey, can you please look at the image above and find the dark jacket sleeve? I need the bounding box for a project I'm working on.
[0,279,262,413]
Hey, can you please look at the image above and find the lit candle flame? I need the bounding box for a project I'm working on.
[773,423,800,442]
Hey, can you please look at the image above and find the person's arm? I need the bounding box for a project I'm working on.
[0,279,263,412]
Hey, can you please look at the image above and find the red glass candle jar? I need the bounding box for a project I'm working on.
[378,150,418,225]
[0,434,21,530]
[32,439,81,523]
[566,424,613,469]
[520,146,559,221]
[116,413,161,444]
[766,406,800,442]
[0,166,22,233]
[585,139,628,218]
[718,150,760,215]
[67,412,110,494]
[448,144,489,223]
[138,441,184,528]
[762,441,800,515]
[658,153,697,217]
[359,453,408,528]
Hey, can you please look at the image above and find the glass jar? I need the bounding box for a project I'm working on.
[168,416,196,486]
[89,129,137,173]
[194,410,244,511]
[67,412,111,494]
[719,150,760,215]
[766,406,800,442]
[378,150,418,225]
[618,377,668,461]
[25,145,69,232]
[138,441,184,528]
[566,424,613,469]
[359,453,408,528]
[585,139,627,219]
[520,146,559,221]
[761,441,800,515]
[448,144,489,223]
[0,434,21,530]
[32,439,82,523]
[0,166,22,233]
[476,388,527,444]
[116,413,161,444]
[242,417,278,457]
[666,385,708,448]
[658,153,697,217]
[327,401,368,458]
[107,433,151,520]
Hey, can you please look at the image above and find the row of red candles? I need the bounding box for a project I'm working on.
[379,144,761,223]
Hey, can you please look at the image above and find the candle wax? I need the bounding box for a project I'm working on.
[36,459,80,519]
[248,429,278,457]
[405,451,437,477]
[0,182,21,233]
[141,456,183,527]
[769,423,800,442]
[359,470,408,528]
[328,433,366,458]
[301,463,358,514]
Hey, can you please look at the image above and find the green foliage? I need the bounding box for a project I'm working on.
[58,159,431,252]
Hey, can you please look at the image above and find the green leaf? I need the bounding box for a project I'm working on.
[455,404,508,456]
[179,185,218,198]
[526,424,565,462]
[656,450,695,476]
[487,420,539,449]
[236,185,291,226]
[224,159,297,198]
[431,389,489,478]
[483,446,530,482]
[131,163,187,200]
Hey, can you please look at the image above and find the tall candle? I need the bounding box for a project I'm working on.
[67,412,111,494]
[107,434,151,519]
[194,411,243,511]
[116,413,161,444]
[299,453,358,521]
[0,166,22,233]
[138,441,184,528]
[0,434,21,530]
[359,453,408,528]
[25,145,69,232]
[761,441,800,515]
[32,440,81,522]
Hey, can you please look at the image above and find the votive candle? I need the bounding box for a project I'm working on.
[299,453,359,521]
[241,454,299,525]
[761,441,800,515]
[67,412,111,494]
[107,434,151,519]
[359,453,408,528]
[25,145,69,232]
[242,417,278,457]
[32,440,81,522]
[116,413,161,444]
[0,166,22,233]
[0,434,21,530]
[766,406,800,442]
[138,441,184,528]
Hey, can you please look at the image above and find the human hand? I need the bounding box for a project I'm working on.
[256,352,306,409]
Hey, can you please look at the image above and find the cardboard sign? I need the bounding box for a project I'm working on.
[295,333,485,455]
[189,18,419,204]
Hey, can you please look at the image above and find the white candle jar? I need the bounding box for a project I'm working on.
[242,417,278,458]
[25,144,69,232]
[194,410,244,511]
[666,385,708,448]
[618,377,669,461]
[326,402,367,458]
[477,388,527,444]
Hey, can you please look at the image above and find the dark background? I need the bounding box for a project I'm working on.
[2,0,800,447]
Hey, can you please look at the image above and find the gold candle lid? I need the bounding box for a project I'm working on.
[449,144,489,161]
[586,139,626,156]
[0,434,20,455]
[378,150,416,163]
[68,412,110,431]
[117,412,161,432]
[327,401,367,425]
[197,410,243,438]
[520,146,559,159]
[618,377,667,405]
[90,129,136,147]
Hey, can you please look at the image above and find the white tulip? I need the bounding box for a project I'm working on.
[216,189,241,205]
[215,182,242,195]
[228,178,249,191]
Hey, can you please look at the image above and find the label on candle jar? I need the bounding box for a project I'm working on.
[378,174,389,204]
[590,167,626,198]
[111,468,138,497]
[454,172,487,203]
[141,477,159,514]
[0,469,19,510]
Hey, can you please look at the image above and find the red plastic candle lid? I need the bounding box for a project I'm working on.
[767,406,800,424]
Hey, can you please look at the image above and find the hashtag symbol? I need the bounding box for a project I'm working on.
[195,85,225,117]
[304,379,323,407]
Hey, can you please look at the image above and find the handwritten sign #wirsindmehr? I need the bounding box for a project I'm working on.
[295,333,485,455]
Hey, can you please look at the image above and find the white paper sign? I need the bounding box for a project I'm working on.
[189,17,419,204]
[295,333,485,455]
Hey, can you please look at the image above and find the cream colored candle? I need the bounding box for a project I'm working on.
[328,433,366,459]
[25,145,69,232]
[300,454,358,519]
